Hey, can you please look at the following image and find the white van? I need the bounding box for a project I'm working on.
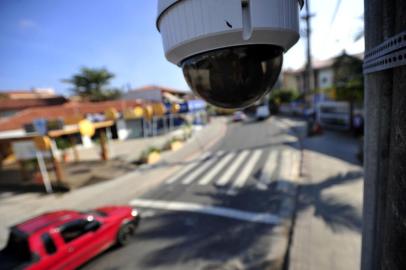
[256,104,270,120]
[316,101,351,130]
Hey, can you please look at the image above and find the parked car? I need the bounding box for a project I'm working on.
[232,111,246,122]
[255,104,270,121]
[0,205,140,270]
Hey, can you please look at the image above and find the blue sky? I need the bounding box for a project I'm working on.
[0,0,364,95]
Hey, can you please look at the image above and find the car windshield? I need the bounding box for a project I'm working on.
[3,230,32,262]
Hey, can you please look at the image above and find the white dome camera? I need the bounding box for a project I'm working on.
[157,0,303,108]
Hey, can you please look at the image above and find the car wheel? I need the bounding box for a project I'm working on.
[117,223,136,246]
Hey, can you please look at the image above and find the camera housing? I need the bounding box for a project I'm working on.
[157,0,302,108]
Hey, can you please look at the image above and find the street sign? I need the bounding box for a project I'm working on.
[33,118,48,135]
[12,141,50,160]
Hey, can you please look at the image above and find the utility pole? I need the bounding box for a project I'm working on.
[362,0,406,269]
[302,0,314,106]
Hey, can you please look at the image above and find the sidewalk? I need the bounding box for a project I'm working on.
[0,117,228,247]
[0,124,208,191]
[289,130,363,270]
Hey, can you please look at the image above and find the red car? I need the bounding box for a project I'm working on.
[0,205,140,270]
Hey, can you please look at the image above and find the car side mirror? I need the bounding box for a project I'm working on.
[85,220,101,232]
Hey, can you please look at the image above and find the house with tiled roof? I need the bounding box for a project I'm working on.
[282,51,364,93]
[0,89,67,119]
[124,85,191,103]
[0,100,143,133]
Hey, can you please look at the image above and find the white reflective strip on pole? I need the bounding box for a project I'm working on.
[36,151,53,193]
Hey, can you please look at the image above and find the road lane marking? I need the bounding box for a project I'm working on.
[216,150,250,186]
[232,150,262,188]
[256,150,278,189]
[129,199,281,225]
[198,152,236,185]
[165,152,211,184]
[276,148,294,191]
[182,151,224,185]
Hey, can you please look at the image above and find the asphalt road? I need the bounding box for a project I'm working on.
[81,117,301,270]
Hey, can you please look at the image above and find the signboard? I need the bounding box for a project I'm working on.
[134,106,144,118]
[187,100,206,112]
[171,103,180,114]
[144,105,153,120]
[152,103,165,116]
[124,106,144,119]
[33,118,48,136]
[12,141,50,160]
[78,120,95,137]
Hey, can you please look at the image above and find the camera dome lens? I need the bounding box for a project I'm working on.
[182,45,283,109]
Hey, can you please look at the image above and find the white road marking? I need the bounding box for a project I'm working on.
[165,152,211,184]
[182,151,224,185]
[140,210,156,218]
[256,150,278,189]
[276,148,294,191]
[216,150,250,186]
[130,199,281,225]
[198,152,236,185]
[232,150,262,188]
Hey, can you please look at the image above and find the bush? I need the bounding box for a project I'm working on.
[55,138,70,150]
[270,88,301,104]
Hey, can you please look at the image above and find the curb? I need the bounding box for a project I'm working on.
[274,117,305,270]
[138,117,227,171]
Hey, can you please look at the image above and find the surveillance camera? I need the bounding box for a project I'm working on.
[157,0,302,109]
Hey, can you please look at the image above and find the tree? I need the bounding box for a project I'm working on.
[333,54,364,129]
[270,88,301,104]
[63,67,122,101]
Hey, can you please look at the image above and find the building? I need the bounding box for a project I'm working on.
[124,85,191,103]
[0,89,67,119]
[0,100,143,135]
[281,52,364,94]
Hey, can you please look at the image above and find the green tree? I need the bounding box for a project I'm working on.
[333,54,364,129]
[270,88,301,104]
[63,67,122,101]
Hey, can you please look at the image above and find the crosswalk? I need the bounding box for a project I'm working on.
[164,147,300,191]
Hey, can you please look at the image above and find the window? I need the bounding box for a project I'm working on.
[60,219,89,243]
[3,230,31,262]
[41,233,57,255]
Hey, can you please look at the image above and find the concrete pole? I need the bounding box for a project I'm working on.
[361,0,406,269]
[99,129,109,161]
[303,0,313,105]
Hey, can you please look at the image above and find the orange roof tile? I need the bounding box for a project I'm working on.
[0,99,143,132]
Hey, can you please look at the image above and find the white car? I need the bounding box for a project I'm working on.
[256,105,270,120]
[232,111,246,122]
